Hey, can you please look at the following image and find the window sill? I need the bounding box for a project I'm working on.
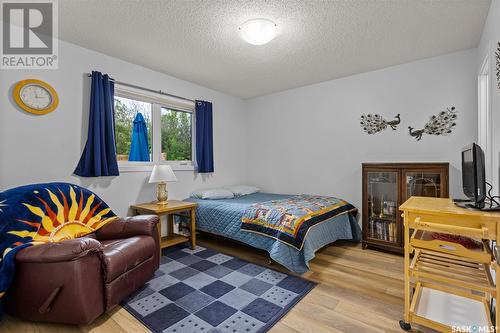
[118,162,195,173]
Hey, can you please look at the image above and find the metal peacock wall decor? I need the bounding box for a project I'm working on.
[408,106,457,141]
[496,42,500,89]
[360,114,400,134]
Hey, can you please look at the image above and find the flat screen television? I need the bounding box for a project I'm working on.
[461,143,486,208]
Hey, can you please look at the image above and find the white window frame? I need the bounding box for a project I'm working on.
[114,84,196,172]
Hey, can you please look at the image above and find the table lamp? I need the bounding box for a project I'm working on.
[149,165,177,205]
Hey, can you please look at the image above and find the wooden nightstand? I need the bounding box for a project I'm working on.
[131,200,197,256]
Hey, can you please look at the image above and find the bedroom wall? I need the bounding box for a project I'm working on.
[0,40,481,218]
[245,49,478,211]
[477,0,500,194]
[0,40,248,216]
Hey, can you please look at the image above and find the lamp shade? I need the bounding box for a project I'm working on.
[149,165,177,183]
[239,19,277,45]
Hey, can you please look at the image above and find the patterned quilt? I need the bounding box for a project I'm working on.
[241,195,357,250]
[0,183,117,311]
[185,193,360,274]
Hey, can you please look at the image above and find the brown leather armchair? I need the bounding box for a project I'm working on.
[4,215,160,325]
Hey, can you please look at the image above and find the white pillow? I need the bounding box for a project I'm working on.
[225,185,260,197]
[190,188,235,200]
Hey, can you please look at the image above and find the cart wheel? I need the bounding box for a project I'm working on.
[399,320,411,331]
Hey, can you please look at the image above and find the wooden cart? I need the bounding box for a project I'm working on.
[400,197,499,332]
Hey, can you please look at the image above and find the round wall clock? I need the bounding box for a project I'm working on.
[13,79,59,115]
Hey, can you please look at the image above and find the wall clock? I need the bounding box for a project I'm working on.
[13,79,59,115]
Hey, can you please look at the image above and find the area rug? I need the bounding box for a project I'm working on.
[122,244,316,333]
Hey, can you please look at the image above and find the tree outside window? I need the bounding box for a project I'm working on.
[161,108,192,161]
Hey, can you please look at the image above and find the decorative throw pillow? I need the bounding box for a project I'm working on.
[190,188,235,200]
[225,185,260,197]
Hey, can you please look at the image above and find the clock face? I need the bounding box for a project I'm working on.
[20,84,53,110]
[13,79,59,115]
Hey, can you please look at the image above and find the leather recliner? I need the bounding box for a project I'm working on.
[4,215,160,324]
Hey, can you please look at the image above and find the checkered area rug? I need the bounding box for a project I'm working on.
[121,244,316,333]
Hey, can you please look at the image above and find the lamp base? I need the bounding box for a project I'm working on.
[156,182,168,205]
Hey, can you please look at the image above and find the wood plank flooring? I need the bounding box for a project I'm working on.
[0,236,434,333]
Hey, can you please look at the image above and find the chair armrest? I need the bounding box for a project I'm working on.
[95,215,159,241]
[15,238,103,263]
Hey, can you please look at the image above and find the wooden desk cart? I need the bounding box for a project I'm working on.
[400,197,499,332]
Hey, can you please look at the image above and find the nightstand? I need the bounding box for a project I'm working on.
[131,200,197,256]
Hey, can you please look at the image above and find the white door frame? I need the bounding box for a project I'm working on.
[478,54,493,183]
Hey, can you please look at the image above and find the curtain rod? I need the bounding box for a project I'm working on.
[86,73,196,104]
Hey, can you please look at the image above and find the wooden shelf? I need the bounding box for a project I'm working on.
[362,240,403,254]
[411,230,492,263]
[410,249,495,296]
[410,283,491,331]
[366,236,398,245]
[161,234,189,248]
[131,200,197,214]
[362,163,449,254]
[368,216,397,222]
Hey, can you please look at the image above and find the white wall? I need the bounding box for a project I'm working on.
[0,40,248,216]
[477,0,500,193]
[245,49,478,210]
[0,40,481,218]
[478,0,499,67]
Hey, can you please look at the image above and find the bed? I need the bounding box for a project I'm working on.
[185,193,361,274]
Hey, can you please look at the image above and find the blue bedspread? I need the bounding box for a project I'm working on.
[185,193,361,274]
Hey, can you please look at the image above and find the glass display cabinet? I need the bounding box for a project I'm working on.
[362,163,449,253]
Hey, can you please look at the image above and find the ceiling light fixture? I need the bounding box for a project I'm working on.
[239,19,277,45]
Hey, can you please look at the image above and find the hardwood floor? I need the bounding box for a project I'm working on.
[0,236,434,333]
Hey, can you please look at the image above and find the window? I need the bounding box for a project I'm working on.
[113,86,195,171]
[160,108,192,161]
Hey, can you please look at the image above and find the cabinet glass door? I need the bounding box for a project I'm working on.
[366,171,399,245]
[403,170,444,203]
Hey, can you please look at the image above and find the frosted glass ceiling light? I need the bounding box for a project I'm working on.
[239,19,277,45]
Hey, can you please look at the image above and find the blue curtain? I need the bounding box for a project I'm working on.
[195,100,214,173]
[74,71,119,177]
[129,112,150,161]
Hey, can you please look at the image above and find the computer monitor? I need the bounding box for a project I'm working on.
[461,143,486,208]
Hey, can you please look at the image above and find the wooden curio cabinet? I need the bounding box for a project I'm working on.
[362,163,449,253]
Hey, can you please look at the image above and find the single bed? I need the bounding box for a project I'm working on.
[185,193,361,274]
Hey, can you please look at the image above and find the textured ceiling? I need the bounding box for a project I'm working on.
[59,0,491,99]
